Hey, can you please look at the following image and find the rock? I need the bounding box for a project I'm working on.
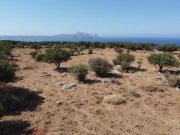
[115,65,121,72]
[55,82,64,86]
[62,73,67,76]
[176,87,180,91]
[101,78,120,85]
[62,83,77,90]
[113,70,121,75]
[40,72,52,77]
[56,101,62,105]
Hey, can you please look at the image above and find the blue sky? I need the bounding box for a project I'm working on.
[0,0,180,37]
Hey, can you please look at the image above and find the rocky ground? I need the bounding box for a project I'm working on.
[1,48,180,135]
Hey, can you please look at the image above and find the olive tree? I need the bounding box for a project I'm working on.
[44,48,71,69]
[147,53,179,72]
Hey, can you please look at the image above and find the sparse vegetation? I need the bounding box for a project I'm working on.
[166,75,180,88]
[70,64,88,82]
[44,48,71,69]
[147,53,179,72]
[0,61,15,82]
[114,46,123,54]
[157,44,178,52]
[178,54,180,59]
[113,53,135,72]
[137,58,143,69]
[89,58,113,77]
[103,94,126,105]
[29,51,38,59]
[88,48,93,55]
[0,44,12,60]
[35,53,45,62]
[31,44,41,52]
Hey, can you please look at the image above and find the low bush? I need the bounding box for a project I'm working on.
[70,64,88,82]
[114,47,123,54]
[157,44,178,52]
[178,54,180,59]
[0,61,15,82]
[166,76,180,88]
[113,53,135,72]
[29,51,37,59]
[35,54,45,62]
[0,45,12,60]
[89,58,113,77]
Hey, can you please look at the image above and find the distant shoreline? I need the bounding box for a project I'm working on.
[0,36,180,46]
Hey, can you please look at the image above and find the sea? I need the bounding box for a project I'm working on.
[0,36,180,46]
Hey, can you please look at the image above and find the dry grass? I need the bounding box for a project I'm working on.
[103,94,126,105]
[1,48,180,135]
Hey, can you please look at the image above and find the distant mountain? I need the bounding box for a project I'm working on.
[0,32,99,41]
[53,32,99,38]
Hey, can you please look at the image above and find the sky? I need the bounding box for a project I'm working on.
[0,0,180,37]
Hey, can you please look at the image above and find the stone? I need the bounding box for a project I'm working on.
[55,82,64,86]
[40,72,52,77]
[62,83,77,90]
[101,78,120,85]
[115,65,121,72]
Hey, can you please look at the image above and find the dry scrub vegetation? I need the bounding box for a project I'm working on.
[0,43,180,135]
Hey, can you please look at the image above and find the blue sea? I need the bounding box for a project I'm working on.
[0,36,180,46]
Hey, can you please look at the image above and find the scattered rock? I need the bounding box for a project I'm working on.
[40,72,52,77]
[62,83,77,90]
[115,65,121,72]
[62,73,67,76]
[112,70,121,75]
[176,87,180,91]
[55,82,64,86]
[56,101,62,105]
[101,78,120,85]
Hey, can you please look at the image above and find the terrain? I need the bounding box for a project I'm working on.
[1,48,180,135]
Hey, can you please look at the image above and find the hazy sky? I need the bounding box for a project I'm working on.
[0,0,180,37]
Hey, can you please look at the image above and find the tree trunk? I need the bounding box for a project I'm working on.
[159,65,163,73]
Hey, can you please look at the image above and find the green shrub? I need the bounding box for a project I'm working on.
[113,53,135,71]
[70,64,88,82]
[0,61,15,82]
[89,58,113,77]
[0,45,12,60]
[178,54,180,59]
[35,54,45,62]
[147,53,179,72]
[29,51,37,59]
[157,44,178,52]
[44,48,71,69]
